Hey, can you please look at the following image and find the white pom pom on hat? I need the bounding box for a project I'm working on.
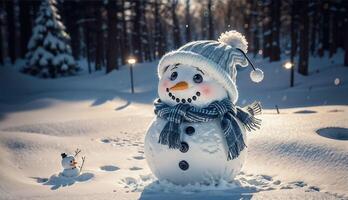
[218,30,264,83]
[250,68,264,83]
[218,30,248,53]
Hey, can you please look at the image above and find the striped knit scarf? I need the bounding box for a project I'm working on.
[154,98,262,160]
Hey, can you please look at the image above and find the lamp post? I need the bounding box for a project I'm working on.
[283,61,295,87]
[127,57,136,94]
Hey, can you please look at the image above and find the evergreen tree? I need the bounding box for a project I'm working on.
[23,0,77,78]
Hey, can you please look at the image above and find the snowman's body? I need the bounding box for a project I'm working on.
[145,117,246,185]
[60,153,80,178]
[61,167,80,177]
[143,63,248,185]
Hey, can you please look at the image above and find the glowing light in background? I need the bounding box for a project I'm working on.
[283,61,293,69]
[334,78,340,86]
[127,58,136,65]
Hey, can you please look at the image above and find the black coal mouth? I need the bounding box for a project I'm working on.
[166,88,200,103]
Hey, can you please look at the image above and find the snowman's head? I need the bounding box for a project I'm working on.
[158,64,227,108]
[157,30,263,106]
[61,153,77,169]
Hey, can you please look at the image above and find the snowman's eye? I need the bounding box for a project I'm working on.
[170,71,178,81]
[70,160,72,163]
[193,74,203,83]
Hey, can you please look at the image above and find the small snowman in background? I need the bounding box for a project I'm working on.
[60,149,86,178]
[145,30,264,185]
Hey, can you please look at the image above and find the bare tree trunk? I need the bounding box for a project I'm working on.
[106,0,119,73]
[290,1,299,87]
[322,1,330,51]
[153,0,165,58]
[5,0,16,63]
[298,1,309,76]
[19,0,32,58]
[310,1,318,55]
[171,0,181,48]
[270,0,280,61]
[225,0,232,30]
[207,0,214,40]
[121,0,128,64]
[253,0,261,57]
[344,2,348,66]
[132,0,142,62]
[262,1,271,58]
[63,0,80,59]
[317,1,324,57]
[95,2,104,71]
[0,0,4,65]
[329,5,337,58]
[336,2,345,50]
[185,0,191,42]
[243,1,250,45]
[140,0,151,61]
[200,8,207,39]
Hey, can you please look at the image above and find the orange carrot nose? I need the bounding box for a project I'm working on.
[170,81,189,91]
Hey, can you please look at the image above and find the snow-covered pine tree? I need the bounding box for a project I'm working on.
[23,0,77,78]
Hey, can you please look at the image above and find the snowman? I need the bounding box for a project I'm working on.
[60,149,85,178]
[144,30,264,185]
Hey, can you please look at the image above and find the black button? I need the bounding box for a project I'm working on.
[179,142,189,153]
[185,126,195,135]
[181,99,186,103]
[179,160,189,171]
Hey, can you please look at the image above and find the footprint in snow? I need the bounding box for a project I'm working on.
[99,138,126,147]
[100,165,120,172]
[236,173,321,194]
[130,166,143,171]
[328,109,344,113]
[294,110,317,114]
[317,127,348,141]
[133,156,145,160]
[289,180,307,187]
[100,138,111,143]
[307,186,320,192]
[260,174,273,181]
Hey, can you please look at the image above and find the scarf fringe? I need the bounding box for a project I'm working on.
[227,139,247,160]
[245,101,262,116]
[243,117,261,131]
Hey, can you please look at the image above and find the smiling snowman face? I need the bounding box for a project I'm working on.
[158,64,228,108]
[61,154,77,170]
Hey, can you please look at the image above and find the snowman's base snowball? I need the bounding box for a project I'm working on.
[250,68,264,83]
[144,118,247,185]
[61,168,80,178]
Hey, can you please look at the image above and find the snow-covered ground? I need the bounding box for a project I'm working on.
[0,52,347,200]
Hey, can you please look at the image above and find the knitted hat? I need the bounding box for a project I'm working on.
[158,30,264,104]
